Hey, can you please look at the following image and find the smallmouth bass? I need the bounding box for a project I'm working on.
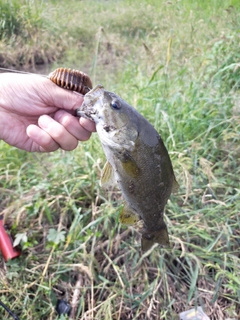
[76,85,178,252]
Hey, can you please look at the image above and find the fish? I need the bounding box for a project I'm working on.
[76,85,178,252]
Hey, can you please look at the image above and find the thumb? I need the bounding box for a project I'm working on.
[41,77,85,112]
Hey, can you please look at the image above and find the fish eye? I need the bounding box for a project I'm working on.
[110,100,121,110]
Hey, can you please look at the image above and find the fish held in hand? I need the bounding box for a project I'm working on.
[76,85,178,252]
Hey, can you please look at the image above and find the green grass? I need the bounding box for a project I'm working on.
[0,0,240,319]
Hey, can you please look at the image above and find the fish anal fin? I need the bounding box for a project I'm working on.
[119,204,140,225]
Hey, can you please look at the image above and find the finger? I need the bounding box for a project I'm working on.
[26,125,60,152]
[54,110,93,141]
[79,117,96,133]
[38,115,78,151]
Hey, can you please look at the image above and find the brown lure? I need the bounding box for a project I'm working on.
[48,68,92,95]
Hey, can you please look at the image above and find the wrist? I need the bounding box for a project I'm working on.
[0,106,5,141]
[0,110,9,142]
[0,76,13,142]
[0,95,13,142]
[0,78,7,141]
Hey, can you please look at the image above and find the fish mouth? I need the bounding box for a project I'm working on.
[75,84,104,120]
[75,107,96,120]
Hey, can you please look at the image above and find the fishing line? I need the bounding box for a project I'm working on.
[0,67,91,95]
[0,299,20,320]
[0,67,46,77]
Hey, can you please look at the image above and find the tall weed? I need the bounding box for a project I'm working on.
[0,0,22,39]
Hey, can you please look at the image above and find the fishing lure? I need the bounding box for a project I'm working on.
[48,68,92,95]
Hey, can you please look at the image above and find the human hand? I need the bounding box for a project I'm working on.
[0,73,96,152]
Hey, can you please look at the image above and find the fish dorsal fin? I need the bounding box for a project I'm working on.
[172,176,179,193]
[119,203,140,225]
[100,161,115,187]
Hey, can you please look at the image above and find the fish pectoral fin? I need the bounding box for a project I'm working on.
[100,161,115,187]
[119,152,141,178]
[141,227,170,252]
[119,204,140,225]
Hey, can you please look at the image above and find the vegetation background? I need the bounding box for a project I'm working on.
[0,0,240,319]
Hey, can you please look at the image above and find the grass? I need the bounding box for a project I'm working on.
[0,0,240,319]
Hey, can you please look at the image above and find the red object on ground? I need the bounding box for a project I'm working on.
[0,216,21,261]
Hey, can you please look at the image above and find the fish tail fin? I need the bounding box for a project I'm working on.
[141,226,170,252]
[141,238,156,252]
